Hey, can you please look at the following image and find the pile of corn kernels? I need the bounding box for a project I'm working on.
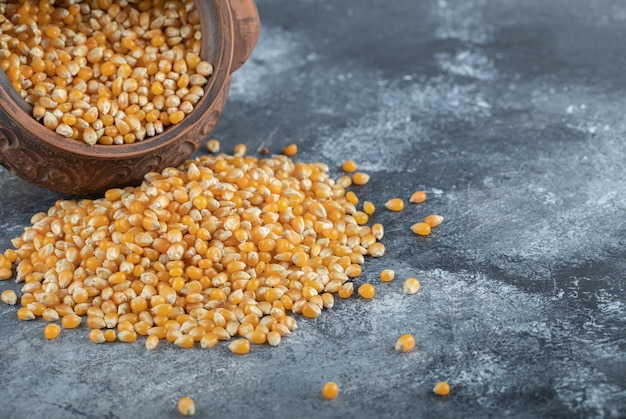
[0,141,443,354]
[0,0,213,145]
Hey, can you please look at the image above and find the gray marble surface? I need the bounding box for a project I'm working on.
[1,0,625,417]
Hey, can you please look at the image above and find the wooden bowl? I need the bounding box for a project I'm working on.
[0,0,260,195]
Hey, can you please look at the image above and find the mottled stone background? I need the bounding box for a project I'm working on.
[1,0,625,417]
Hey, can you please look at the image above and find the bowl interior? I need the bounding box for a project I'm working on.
[0,0,234,158]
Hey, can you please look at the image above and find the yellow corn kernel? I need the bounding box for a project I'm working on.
[178,397,195,417]
[174,334,195,349]
[380,269,395,282]
[363,201,375,215]
[385,198,404,211]
[118,330,138,343]
[322,381,339,400]
[357,283,375,299]
[433,381,450,396]
[17,307,35,320]
[345,191,358,205]
[62,314,82,329]
[44,324,61,340]
[424,214,444,227]
[200,333,219,349]
[206,139,220,153]
[409,190,427,203]
[233,143,247,157]
[410,222,431,236]
[1,289,17,305]
[104,329,117,342]
[228,338,251,355]
[282,143,298,156]
[403,278,421,295]
[145,335,160,350]
[352,172,370,185]
[89,329,106,344]
[395,334,415,353]
[367,242,385,257]
[338,283,353,299]
[341,160,357,172]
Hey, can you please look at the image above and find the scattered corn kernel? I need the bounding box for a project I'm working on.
[358,283,376,299]
[433,381,450,396]
[145,335,160,351]
[1,289,17,305]
[410,190,427,203]
[44,324,61,340]
[403,278,421,295]
[424,214,444,227]
[322,381,339,400]
[341,160,357,172]
[395,334,415,353]
[178,397,196,417]
[61,314,81,329]
[363,201,375,215]
[228,338,251,355]
[380,269,395,282]
[17,307,35,321]
[352,172,370,185]
[282,143,298,156]
[89,329,106,344]
[206,139,220,153]
[411,222,431,236]
[385,198,404,211]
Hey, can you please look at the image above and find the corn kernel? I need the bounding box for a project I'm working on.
[385,198,404,211]
[410,190,427,203]
[1,289,17,305]
[403,278,421,295]
[352,172,370,185]
[357,283,375,299]
[433,381,450,396]
[410,222,431,236]
[380,269,395,282]
[395,334,415,353]
[178,397,195,417]
[341,160,357,172]
[424,214,444,227]
[44,324,61,340]
[322,381,339,399]
[228,338,251,355]
[282,143,298,156]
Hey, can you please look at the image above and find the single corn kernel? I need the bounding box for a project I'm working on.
[178,397,196,417]
[267,330,281,346]
[403,278,421,295]
[233,143,247,157]
[206,139,220,153]
[346,191,358,205]
[89,329,106,344]
[410,190,427,203]
[282,143,297,156]
[338,283,354,299]
[1,289,17,305]
[424,214,444,227]
[380,269,395,282]
[145,335,159,351]
[352,172,370,185]
[395,334,416,353]
[433,381,450,396]
[118,330,138,343]
[322,381,339,400]
[228,338,251,355]
[62,314,82,329]
[341,160,357,172]
[200,333,219,349]
[410,222,431,236]
[17,307,35,321]
[358,283,375,299]
[363,201,375,215]
[385,198,404,211]
[44,324,61,340]
[104,329,117,342]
